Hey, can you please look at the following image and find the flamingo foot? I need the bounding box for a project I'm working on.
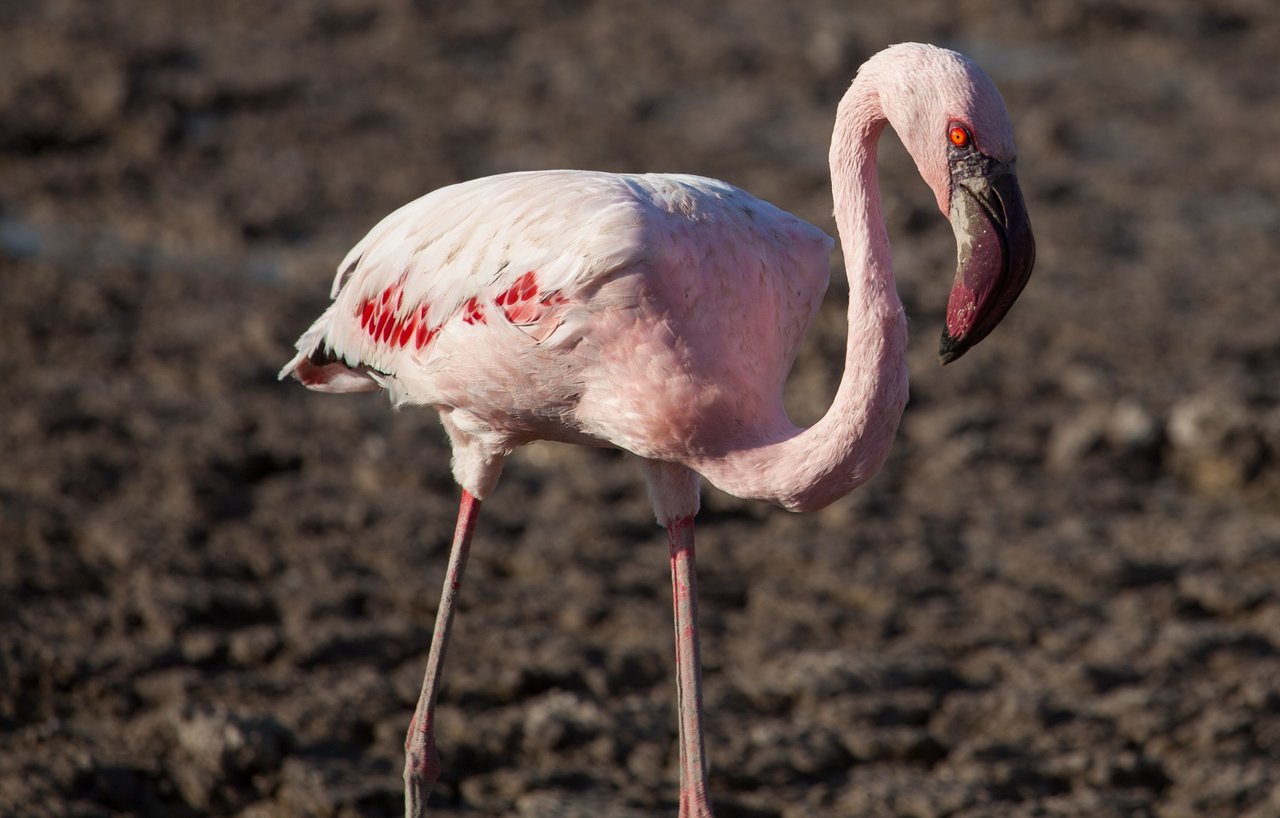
[403,714,441,817]
[402,490,482,818]
[678,786,715,818]
[668,515,716,818]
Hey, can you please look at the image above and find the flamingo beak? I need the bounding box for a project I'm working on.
[939,159,1035,364]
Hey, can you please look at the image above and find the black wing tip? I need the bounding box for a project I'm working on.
[307,344,341,367]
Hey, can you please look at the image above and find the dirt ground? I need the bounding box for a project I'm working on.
[3,1,1280,816]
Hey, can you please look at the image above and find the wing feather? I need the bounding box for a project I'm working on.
[281,170,651,387]
[281,169,834,408]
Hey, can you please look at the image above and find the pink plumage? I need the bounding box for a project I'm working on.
[281,170,832,498]
[282,43,1034,818]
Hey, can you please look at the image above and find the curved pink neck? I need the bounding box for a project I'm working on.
[695,75,909,512]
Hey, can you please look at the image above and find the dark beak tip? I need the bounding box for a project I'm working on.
[938,331,968,366]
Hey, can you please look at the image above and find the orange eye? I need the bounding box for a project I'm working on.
[948,125,970,147]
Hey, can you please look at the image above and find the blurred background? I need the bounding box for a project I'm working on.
[3,1,1279,816]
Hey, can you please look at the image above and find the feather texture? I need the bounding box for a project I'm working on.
[282,169,832,491]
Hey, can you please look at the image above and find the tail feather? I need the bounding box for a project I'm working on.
[280,304,381,393]
[285,355,381,393]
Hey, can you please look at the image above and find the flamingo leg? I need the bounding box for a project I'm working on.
[404,490,481,818]
[667,515,715,818]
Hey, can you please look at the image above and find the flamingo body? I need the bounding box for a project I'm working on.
[283,170,833,495]
[282,43,1035,817]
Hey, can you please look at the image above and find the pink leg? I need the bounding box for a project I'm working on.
[668,516,715,818]
[404,490,481,818]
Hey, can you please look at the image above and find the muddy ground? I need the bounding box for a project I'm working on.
[3,1,1280,816]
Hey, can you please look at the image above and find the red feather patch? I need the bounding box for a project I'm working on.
[462,297,486,325]
[497,271,542,323]
[356,285,442,353]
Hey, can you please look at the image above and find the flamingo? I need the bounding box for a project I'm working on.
[281,42,1034,818]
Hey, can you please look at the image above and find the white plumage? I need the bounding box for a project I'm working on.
[283,169,832,495]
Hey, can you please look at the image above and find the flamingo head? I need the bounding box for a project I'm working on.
[873,44,1036,364]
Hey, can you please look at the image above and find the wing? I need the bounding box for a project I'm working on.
[280,170,650,392]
